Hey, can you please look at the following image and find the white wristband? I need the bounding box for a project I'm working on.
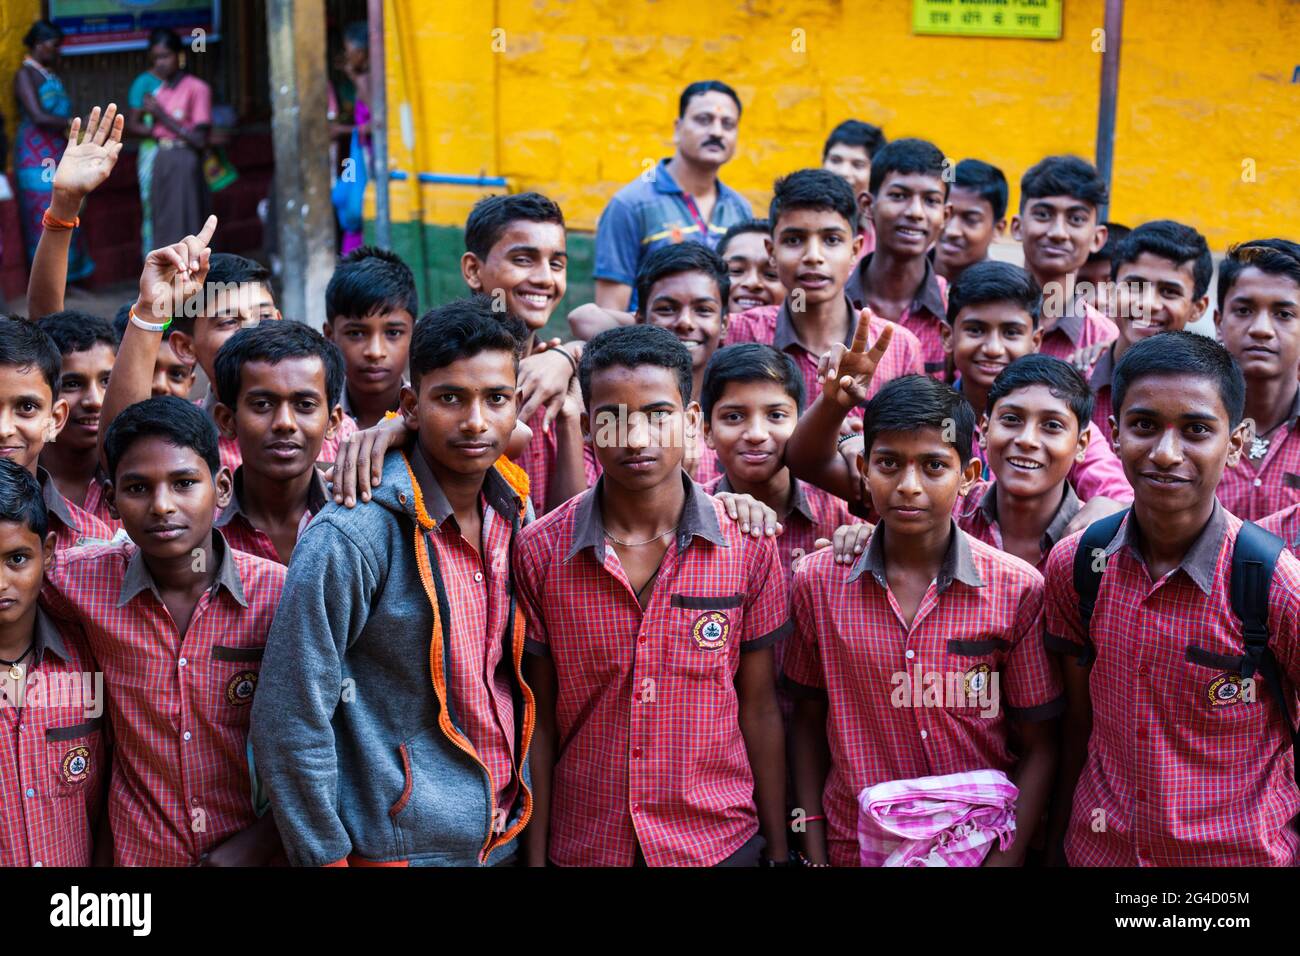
[129,307,169,333]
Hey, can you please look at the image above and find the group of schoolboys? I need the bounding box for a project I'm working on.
[3,86,1298,870]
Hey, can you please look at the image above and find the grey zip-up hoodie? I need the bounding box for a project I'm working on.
[250,449,534,867]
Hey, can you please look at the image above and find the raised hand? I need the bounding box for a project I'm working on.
[53,104,125,202]
[817,309,894,408]
[136,214,218,322]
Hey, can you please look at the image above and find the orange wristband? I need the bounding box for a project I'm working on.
[42,209,79,231]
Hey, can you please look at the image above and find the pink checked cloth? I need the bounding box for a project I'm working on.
[857,770,1018,867]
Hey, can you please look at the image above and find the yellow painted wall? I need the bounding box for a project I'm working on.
[385,0,1300,249]
[0,0,42,162]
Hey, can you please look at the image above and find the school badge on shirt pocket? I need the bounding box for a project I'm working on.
[225,670,259,706]
[691,611,730,651]
[61,745,91,785]
[1206,673,1244,707]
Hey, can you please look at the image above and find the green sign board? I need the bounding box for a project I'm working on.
[913,0,1064,39]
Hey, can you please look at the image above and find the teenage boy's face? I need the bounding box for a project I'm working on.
[823,145,872,205]
[213,357,342,482]
[324,310,414,401]
[942,303,1042,393]
[176,282,282,379]
[1112,372,1245,516]
[0,367,67,474]
[1012,196,1105,281]
[108,437,232,561]
[865,172,950,259]
[1114,252,1206,346]
[584,364,696,492]
[860,427,979,537]
[771,208,862,309]
[462,221,567,335]
[55,343,115,454]
[154,338,197,399]
[1076,257,1112,311]
[936,187,1000,277]
[981,384,1087,500]
[0,520,54,631]
[401,350,518,481]
[703,379,798,486]
[724,232,785,313]
[1214,266,1300,382]
[642,272,727,375]
[674,91,739,169]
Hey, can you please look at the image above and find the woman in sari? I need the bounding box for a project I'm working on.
[13,20,94,282]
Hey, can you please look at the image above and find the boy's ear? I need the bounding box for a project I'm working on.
[1074,422,1092,463]
[763,235,774,259]
[1030,327,1044,352]
[994,218,1008,236]
[701,416,715,450]
[1191,295,1210,323]
[42,531,57,574]
[325,403,344,442]
[1088,222,1109,256]
[940,321,954,355]
[851,231,865,261]
[1226,418,1249,469]
[211,401,238,440]
[460,251,484,293]
[860,190,876,227]
[321,321,334,342]
[104,481,120,521]
[959,456,982,494]
[683,401,702,442]
[976,413,990,448]
[213,466,234,511]
[398,383,420,432]
[1009,215,1023,243]
[1109,416,1120,456]
[45,397,70,444]
[169,329,197,367]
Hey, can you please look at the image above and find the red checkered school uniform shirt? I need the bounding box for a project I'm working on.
[955,479,1082,572]
[1259,502,1300,551]
[1038,296,1118,368]
[1088,343,1117,447]
[785,524,1061,867]
[214,467,329,564]
[515,474,791,867]
[38,468,115,552]
[198,392,360,472]
[0,607,106,867]
[1043,501,1300,866]
[408,449,523,811]
[845,252,950,377]
[514,405,602,516]
[42,533,286,866]
[726,298,925,421]
[1217,387,1300,521]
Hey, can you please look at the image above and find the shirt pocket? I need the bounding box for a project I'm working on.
[942,637,1009,716]
[46,717,103,798]
[667,593,744,684]
[207,644,266,727]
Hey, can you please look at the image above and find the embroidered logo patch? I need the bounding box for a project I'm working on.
[61,746,90,785]
[225,670,258,706]
[691,611,730,651]
[1207,673,1243,707]
[963,663,992,698]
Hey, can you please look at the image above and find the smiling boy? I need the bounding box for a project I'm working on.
[719,220,785,314]
[934,159,1007,285]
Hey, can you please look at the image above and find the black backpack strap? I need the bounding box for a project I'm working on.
[1070,508,1130,667]
[1231,521,1299,784]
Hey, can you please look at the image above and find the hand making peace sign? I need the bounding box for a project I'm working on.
[816,308,896,409]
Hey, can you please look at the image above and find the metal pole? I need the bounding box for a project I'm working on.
[1094,0,1124,221]
[368,0,391,249]
[266,0,335,329]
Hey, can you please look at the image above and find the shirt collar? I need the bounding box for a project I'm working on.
[566,472,726,563]
[652,157,738,202]
[1046,293,1092,346]
[1104,500,1228,595]
[712,472,817,525]
[408,446,522,530]
[977,482,1082,553]
[1089,342,1117,390]
[845,252,947,320]
[36,466,76,530]
[215,466,330,529]
[848,520,985,591]
[772,295,859,353]
[32,605,70,667]
[116,530,248,608]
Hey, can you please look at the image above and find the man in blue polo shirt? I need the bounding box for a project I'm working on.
[594,80,753,312]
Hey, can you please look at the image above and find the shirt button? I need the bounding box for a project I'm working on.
[632,747,642,758]
[33,861,42,867]
[632,803,641,813]
[192,797,200,806]
[25,788,34,798]
[183,731,192,741]
[1253,478,1263,487]
[474,571,484,583]
[905,650,916,660]
[920,730,928,740]
[1138,664,1150,678]
[638,636,646,645]
[178,657,187,667]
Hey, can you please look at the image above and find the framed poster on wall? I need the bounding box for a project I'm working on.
[47,0,221,54]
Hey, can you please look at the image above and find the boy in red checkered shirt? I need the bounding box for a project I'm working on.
[786,374,1062,867]
[0,459,107,867]
[1045,331,1300,866]
[518,325,791,867]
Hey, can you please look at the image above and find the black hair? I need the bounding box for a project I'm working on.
[579,325,694,407]
[1088,221,1130,264]
[1110,220,1212,300]
[37,312,119,364]
[113,301,134,339]
[700,343,804,421]
[206,252,272,288]
[634,243,729,318]
[409,296,529,387]
[23,21,63,49]
[1112,330,1245,428]
[953,158,1009,222]
[213,321,345,409]
[0,316,61,395]
[104,395,221,478]
[946,260,1041,328]
[718,219,771,258]
[862,374,975,467]
[148,28,183,53]
[1216,238,1300,315]
[463,192,565,262]
[678,80,742,118]
[0,457,49,540]
[343,20,369,49]
[768,168,858,234]
[867,137,949,199]
[822,120,887,161]
[1019,155,1108,210]
[325,245,419,323]
[987,354,1093,428]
